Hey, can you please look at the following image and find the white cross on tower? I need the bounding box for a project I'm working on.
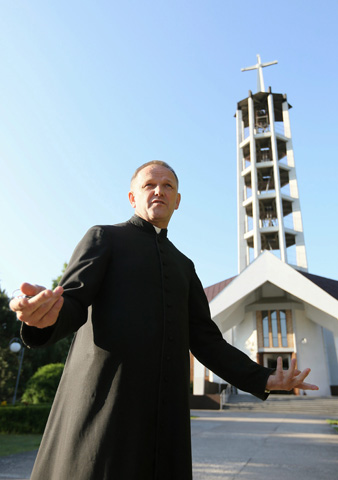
[241,54,278,92]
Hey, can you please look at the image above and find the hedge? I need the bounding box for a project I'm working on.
[0,404,51,434]
[22,363,64,404]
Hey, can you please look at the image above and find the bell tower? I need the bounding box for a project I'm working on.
[236,54,308,273]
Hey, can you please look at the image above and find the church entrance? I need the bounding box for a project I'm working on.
[263,353,294,394]
[264,352,290,370]
[256,309,298,394]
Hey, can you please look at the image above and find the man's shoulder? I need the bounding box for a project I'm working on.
[78,221,133,245]
[166,238,194,267]
[87,220,133,233]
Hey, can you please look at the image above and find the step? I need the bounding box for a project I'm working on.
[223,395,338,417]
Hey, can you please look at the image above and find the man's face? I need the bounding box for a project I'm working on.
[128,165,181,228]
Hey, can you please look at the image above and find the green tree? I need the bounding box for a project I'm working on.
[0,263,73,403]
[0,288,21,402]
[21,363,64,404]
[51,262,68,289]
[22,262,73,388]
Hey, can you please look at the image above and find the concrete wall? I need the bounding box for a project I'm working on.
[323,327,338,386]
[193,357,206,395]
[231,312,257,395]
[293,309,330,396]
[233,312,257,362]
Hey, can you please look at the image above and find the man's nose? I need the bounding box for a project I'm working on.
[154,185,164,195]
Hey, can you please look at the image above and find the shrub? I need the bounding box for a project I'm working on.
[0,404,51,433]
[22,363,64,404]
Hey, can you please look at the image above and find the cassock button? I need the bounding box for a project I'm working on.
[166,355,171,361]
[169,335,174,341]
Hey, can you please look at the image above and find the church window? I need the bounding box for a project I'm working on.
[271,310,278,347]
[280,311,288,347]
[257,310,293,349]
[262,311,269,347]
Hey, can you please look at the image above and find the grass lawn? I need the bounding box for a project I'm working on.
[0,434,42,457]
[326,419,338,433]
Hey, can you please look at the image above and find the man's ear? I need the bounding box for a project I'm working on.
[175,193,181,210]
[128,191,136,208]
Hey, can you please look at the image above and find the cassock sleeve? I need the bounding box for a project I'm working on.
[21,226,111,348]
[188,266,272,400]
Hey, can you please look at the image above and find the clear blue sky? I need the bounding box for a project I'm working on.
[0,0,337,296]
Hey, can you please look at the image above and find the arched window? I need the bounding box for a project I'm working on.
[257,310,292,349]
[271,311,278,347]
[280,311,288,347]
[262,311,269,347]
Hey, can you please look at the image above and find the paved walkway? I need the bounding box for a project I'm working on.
[191,409,338,479]
[0,449,36,480]
[0,409,337,479]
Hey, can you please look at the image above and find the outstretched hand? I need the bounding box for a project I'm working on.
[10,282,64,329]
[266,356,319,392]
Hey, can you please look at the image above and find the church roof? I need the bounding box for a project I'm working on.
[204,276,236,302]
[299,271,338,301]
[204,252,338,335]
[204,269,338,302]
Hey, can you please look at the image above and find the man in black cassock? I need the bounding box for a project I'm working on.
[11,161,318,480]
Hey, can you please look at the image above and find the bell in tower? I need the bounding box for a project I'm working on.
[236,54,308,273]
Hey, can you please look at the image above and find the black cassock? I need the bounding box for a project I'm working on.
[22,215,271,480]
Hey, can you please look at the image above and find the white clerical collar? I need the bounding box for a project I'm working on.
[153,226,161,234]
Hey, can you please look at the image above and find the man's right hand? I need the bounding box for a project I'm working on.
[10,282,64,329]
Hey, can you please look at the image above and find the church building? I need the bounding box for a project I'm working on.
[193,55,338,397]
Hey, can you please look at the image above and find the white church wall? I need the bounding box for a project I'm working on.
[335,336,338,368]
[261,282,285,298]
[223,329,232,343]
[233,312,257,361]
[232,312,258,395]
[193,357,206,395]
[294,309,330,396]
[322,327,338,386]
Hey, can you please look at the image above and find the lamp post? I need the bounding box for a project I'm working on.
[9,338,25,405]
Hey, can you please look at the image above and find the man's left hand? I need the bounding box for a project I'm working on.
[266,356,319,392]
